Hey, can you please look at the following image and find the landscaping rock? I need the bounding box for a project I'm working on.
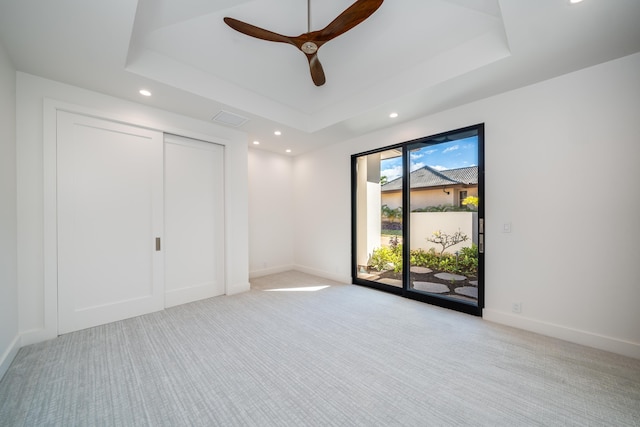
[434,272,466,281]
[412,282,450,294]
[378,278,402,287]
[455,286,478,298]
[410,266,433,274]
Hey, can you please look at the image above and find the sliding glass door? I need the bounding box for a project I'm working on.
[353,146,405,290]
[352,125,484,315]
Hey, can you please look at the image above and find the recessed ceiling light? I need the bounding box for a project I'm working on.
[139,89,152,97]
[569,0,583,3]
[285,149,292,153]
[253,141,260,145]
[389,112,399,118]
[274,130,282,136]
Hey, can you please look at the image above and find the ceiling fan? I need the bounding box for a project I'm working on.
[224,0,384,86]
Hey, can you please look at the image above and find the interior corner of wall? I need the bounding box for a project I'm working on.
[293,264,351,284]
[225,282,251,296]
[0,333,21,381]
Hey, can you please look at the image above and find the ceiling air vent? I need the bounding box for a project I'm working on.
[212,110,249,127]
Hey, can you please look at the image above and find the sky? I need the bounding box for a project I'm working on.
[380,136,478,182]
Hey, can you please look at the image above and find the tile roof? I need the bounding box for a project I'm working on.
[382,166,478,191]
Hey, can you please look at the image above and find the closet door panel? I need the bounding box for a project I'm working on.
[57,111,164,334]
[164,135,225,307]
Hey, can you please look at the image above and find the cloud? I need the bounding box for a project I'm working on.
[430,165,448,171]
[382,161,427,181]
[443,145,459,153]
[410,162,425,172]
[380,165,403,182]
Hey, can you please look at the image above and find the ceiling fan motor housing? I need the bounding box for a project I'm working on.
[301,42,318,54]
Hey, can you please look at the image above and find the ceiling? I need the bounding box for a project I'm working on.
[1,0,639,155]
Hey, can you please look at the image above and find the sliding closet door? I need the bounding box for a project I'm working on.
[57,111,164,334]
[164,135,225,307]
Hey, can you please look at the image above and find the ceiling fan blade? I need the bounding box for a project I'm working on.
[306,53,326,86]
[224,1,382,87]
[223,17,293,45]
[317,0,383,42]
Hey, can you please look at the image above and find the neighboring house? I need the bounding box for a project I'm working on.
[382,166,478,211]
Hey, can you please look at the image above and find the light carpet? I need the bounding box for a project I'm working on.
[1,271,639,426]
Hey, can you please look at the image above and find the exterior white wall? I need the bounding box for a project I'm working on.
[0,41,19,379]
[354,155,383,269]
[292,53,640,358]
[17,73,250,345]
[410,212,477,252]
[365,182,382,263]
[248,149,294,278]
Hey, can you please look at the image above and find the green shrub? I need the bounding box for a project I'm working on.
[369,245,403,273]
[456,244,478,276]
[412,205,473,213]
[369,243,478,276]
[381,204,403,223]
[410,248,439,268]
[437,254,457,272]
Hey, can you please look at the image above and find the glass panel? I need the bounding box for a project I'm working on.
[354,148,404,288]
[407,130,479,306]
[352,124,483,315]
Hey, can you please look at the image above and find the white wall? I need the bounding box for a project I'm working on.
[292,53,640,358]
[16,73,250,345]
[0,41,19,378]
[248,149,294,277]
[293,149,353,283]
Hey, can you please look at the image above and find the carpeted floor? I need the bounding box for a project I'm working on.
[1,271,639,426]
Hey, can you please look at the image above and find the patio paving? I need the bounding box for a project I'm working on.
[454,286,478,298]
[410,266,433,274]
[434,272,467,281]
[412,281,449,294]
[378,278,402,287]
[361,266,478,302]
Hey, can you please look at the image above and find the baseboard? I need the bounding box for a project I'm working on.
[20,327,57,347]
[292,265,351,284]
[0,334,21,381]
[225,281,251,296]
[249,264,295,279]
[483,308,640,359]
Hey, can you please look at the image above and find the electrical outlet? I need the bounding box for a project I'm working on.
[512,302,522,313]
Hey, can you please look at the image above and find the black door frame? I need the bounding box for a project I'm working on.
[351,124,484,316]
